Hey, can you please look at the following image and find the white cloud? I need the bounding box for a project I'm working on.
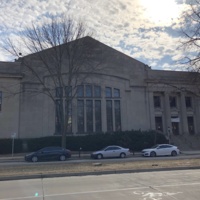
[0,0,188,70]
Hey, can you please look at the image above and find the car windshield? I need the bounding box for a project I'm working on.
[100,147,107,151]
[151,144,159,148]
[100,146,114,151]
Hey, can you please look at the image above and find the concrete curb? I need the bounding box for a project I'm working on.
[181,152,200,155]
[0,151,200,163]
[1,166,200,181]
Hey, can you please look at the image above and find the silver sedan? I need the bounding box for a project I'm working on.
[91,145,132,159]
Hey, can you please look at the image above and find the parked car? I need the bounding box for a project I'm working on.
[142,144,180,157]
[91,145,132,159]
[25,146,71,162]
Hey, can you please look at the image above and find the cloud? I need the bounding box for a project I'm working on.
[0,0,188,70]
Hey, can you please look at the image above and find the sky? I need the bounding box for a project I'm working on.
[0,0,192,70]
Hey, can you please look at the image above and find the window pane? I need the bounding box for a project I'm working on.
[185,96,192,108]
[114,100,121,131]
[169,96,176,108]
[77,85,84,97]
[65,100,72,133]
[154,96,161,108]
[105,87,112,98]
[94,86,101,97]
[77,100,84,133]
[114,89,120,98]
[188,116,195,135]
[86,100,93,132]
[55,87,63,97]
[155,116,163,131]
[86,85,92,97]
[172,122,179,135]
[106,100,113,131]
[65,86,72,97]
[95,100,102,132]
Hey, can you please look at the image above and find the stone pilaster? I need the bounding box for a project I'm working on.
[180,92,188,135]
[164,92,171,140]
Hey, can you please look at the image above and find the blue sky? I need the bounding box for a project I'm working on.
[0,0,191,70]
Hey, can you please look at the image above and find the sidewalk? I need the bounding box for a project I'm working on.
[0,150,200,163]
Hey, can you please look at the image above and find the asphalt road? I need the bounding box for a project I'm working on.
[1,154,200,166]
[0,169,200,200]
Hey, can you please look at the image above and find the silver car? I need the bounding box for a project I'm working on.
[142,144,180,157]
[91,145,132,159]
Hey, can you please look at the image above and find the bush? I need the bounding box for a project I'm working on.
[0,139,23,154]
[0,130,167,154]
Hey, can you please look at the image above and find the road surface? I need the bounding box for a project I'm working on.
[1,153,200,166]
[0,169,200,200]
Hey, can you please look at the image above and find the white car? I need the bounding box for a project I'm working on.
[142,144,180,157]
[91,145,132,159]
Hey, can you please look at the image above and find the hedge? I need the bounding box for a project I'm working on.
[0,130,168,154]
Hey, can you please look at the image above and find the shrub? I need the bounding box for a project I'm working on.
[0,130,167,154]
[0,139,23,154]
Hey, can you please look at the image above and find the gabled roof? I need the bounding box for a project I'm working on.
[16,36,146,67]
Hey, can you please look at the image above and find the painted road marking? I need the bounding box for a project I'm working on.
[133,191,182,200]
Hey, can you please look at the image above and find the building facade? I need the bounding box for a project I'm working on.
[0,37,200,148]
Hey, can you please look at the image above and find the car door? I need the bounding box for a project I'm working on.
[156,145,166,156]
[108,146,122,157]
[36,148,50,161]
[112,146,122,157]
[51,147,62,160]
[163,145,173,155]
[103,147,113,158]
[41,147,56,161]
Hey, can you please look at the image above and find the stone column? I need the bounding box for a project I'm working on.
[101,99,107,132]
[147,91,155,130]
[180,92,188,135]
[164,92,171,139]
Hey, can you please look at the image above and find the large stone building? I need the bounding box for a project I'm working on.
[0,37,200,148]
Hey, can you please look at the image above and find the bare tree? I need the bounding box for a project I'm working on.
[177,0,200,97]
[3,16,102,148]
[180,0,200,71]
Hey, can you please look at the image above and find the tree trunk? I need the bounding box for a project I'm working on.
[61,98,66,148]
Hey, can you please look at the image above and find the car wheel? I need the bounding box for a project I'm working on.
[60,155,66,161]
[171,151,177,156]
[97,154,103,159]
[150,151,156,157]
[120,153,126,158]
[32,156,38,162]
